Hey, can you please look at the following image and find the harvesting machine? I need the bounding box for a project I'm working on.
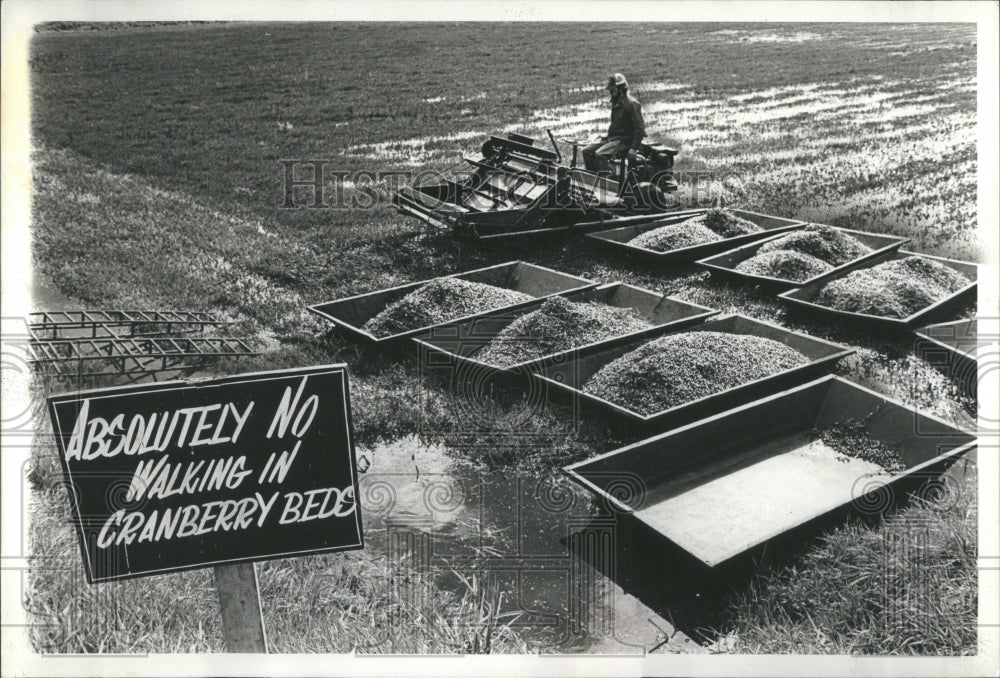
[392,132,680,240]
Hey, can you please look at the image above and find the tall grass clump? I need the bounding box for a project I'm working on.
[726,489,977,655]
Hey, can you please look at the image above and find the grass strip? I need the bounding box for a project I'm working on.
[727,487,976,654]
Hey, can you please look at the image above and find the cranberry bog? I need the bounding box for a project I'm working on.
[26,21,983,655]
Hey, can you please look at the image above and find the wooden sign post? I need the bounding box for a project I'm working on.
[214,563,268,652]
[47,364,364,653]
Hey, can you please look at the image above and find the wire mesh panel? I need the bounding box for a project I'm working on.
[26,310,258,380]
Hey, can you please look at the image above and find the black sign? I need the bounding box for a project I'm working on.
[48,365,363,583]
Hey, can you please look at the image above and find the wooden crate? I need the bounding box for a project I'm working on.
[564,375,976,570]
[585,209,806,265]
[779,250,977,331]
[414,282,718,386]
[308,261,596,344]
[697,225,910,291]
[533,314,853,435]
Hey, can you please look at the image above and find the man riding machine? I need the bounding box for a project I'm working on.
[564,73,678,210]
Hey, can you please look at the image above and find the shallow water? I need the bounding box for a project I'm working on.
[357,435,698,654]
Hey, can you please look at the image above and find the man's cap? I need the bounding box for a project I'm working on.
[606,73,628,88]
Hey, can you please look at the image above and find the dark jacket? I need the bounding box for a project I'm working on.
[607,94,645,149]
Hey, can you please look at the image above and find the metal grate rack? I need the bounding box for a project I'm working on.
[27,310,258,380]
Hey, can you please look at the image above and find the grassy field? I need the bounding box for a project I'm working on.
[27,22,979,654]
